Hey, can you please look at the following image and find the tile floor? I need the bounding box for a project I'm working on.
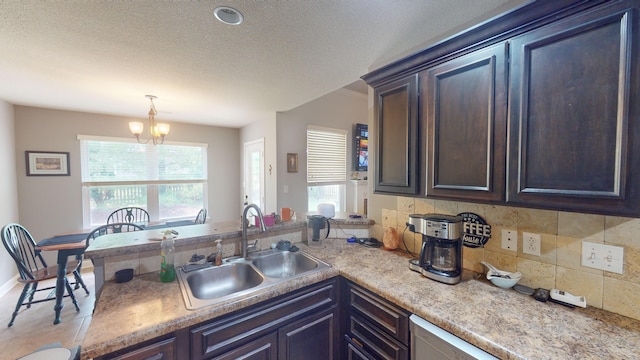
[0,270,94,359]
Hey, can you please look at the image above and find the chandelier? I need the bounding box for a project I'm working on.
[129,95,170,145]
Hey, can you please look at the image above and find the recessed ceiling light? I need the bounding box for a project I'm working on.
[214,6,243,25]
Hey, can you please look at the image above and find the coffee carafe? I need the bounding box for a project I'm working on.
[307,215,330,246]
[408,214,462,285]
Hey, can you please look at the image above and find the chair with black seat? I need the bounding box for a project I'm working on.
[1,223,81,327]
[106,207,150,228]
[194,208,207,224]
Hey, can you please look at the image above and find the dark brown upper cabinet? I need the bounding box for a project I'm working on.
[423,42,508,202]
[373,75,420,195]
[507,2,640,216]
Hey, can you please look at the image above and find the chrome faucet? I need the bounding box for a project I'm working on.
[242,203,266,259]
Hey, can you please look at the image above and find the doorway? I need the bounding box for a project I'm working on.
[243,138,265,212]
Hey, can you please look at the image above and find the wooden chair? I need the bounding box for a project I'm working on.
[1,223,81,327]
[106,207,150,227]
[194,208,207,224]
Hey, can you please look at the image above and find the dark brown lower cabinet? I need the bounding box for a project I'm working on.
[95,278,338,360]
[278,307,337,360]
[341,279,410,360]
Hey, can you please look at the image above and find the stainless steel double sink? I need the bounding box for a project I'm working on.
[177,249,331,309]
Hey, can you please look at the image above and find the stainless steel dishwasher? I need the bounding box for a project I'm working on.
[410,314,497,360]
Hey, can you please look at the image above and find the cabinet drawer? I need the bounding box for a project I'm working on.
[214,332,277,360]
[349,314,408,360]
[347,283,410,345]
[191,279,337,360]
[108,337,176,360]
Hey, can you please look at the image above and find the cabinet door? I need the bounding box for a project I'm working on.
[424,43,507,202]
[214,332,277,360]
[278,307,338,360]
[507,2,640,215]
[373,74,420,195]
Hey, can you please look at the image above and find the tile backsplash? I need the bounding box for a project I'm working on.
[370,197,640,321]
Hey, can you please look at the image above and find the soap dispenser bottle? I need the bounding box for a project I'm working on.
[214,239,223,266]
[160,230,176,282]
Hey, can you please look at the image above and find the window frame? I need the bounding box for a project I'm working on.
[78,135,208,227]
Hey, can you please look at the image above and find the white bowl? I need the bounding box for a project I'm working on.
[487,271,522,289]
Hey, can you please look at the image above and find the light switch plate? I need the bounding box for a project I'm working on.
[581,241,624,274]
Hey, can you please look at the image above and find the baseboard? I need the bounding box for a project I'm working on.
[0,274,18,298]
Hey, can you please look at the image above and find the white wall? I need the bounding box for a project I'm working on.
[276,88,368,213]
[0,100,19,291]
[14,106,240,263]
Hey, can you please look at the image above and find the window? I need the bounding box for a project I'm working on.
[306,126,347,212]
[79,136,207,227]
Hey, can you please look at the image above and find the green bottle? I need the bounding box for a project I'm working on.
[160,230,176,282]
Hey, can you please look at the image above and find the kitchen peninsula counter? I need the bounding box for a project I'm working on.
[82,239,640,359]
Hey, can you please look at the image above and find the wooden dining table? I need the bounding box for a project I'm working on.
[35,232,89,325]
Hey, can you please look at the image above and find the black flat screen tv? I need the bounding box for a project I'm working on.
[353,123,368,172]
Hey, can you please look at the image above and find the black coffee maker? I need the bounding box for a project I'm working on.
[408,214,462,284]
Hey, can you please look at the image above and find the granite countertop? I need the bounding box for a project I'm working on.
[82,239,640,359]
[84,216,372,259]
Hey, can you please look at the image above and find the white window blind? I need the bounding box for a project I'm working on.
[307,126,347,184]
[77,135,208,226]
[79,136,206,184]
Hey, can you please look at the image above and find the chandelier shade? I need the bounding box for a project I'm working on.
[129,95,170,145]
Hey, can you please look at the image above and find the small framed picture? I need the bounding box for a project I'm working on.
[287,153,298,173]
[25,151,70,176]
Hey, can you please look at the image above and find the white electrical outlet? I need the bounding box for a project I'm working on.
[501,229,517,251]
[523,232,541,256]
[581,241,624,274]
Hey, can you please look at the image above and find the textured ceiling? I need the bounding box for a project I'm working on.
[0,0,528,128]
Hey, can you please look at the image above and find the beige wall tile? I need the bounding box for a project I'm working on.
[380,196,640,320]
[603,277,640,321]
[402,230,421,256]
[397,210,413,232]
[397,197,415,213]
[517,208,558,234]
[483,250,517,273]
[462,246,484,273]
[555,266,603,308]
[556,235,602,274]
[558,212,604,240]
[605,216,640,247]
[457,203,486,218]
[517,258,556,289]
[433,200,457,215]
[483,205,517,228]
[415,198,435,214]
[605,245,640,285]
[381,208,398,229]
[484,226,516,255]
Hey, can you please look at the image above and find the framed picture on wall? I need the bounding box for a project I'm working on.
[25,151,70,176]
[287,153,298,173]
